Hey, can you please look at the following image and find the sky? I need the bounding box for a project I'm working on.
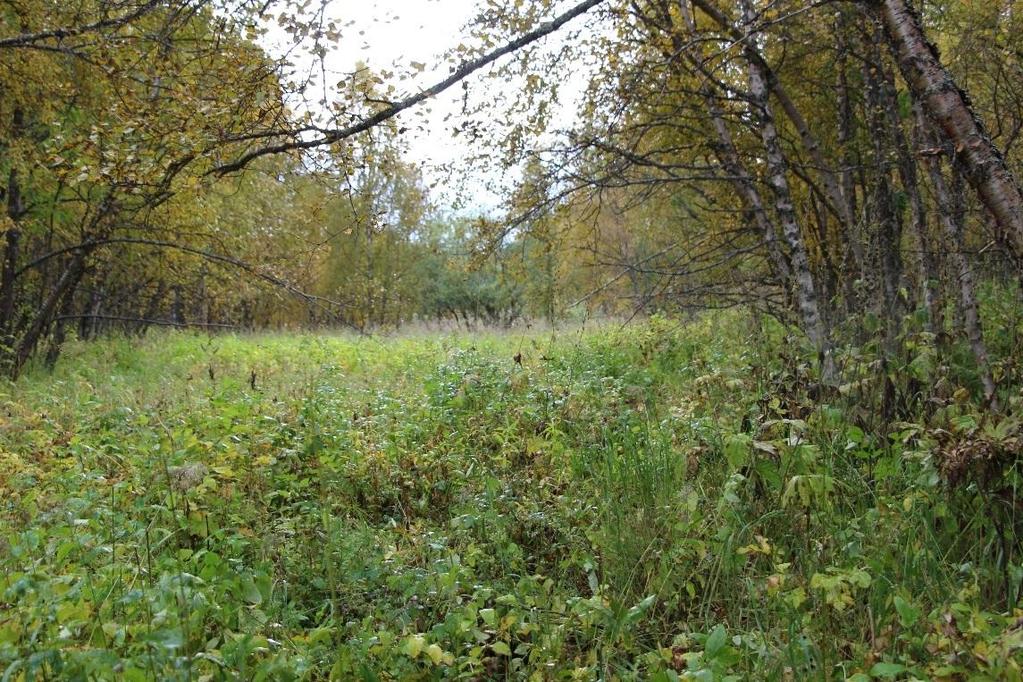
[257,0,605,217]
[262,0,512,212]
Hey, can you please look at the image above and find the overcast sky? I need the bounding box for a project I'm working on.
[262,0,514,213]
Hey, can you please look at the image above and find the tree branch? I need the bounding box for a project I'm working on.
[0,0,167,49]
[211,0,607,175]
[56,313,236,329]
[15,236,361,330]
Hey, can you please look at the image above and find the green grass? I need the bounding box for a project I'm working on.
[1,313,1021,680]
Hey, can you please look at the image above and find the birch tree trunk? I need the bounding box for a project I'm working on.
[691,0,856,233]
[875,0,1023,259]
[880,66,942,332]
[674,0,791,290]
[738,0,834,377]
[914,104,998,406]
[706,100,793,289]
[861,25,944,331]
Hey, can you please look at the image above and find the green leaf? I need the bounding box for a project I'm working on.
[724,433,751,470]
[705,624,727,659]
[786,587,806,609]
[625,594,656,623]
[893,596,920,628]
[240,575,262,605]
[145,628,184,651]
[491,641,512,656]
[869,662,908,678]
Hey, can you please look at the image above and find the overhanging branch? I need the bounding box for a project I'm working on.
[211,0,607,175]
[0,0,168,49]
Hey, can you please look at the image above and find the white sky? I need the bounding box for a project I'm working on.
[262,0,508,213]
[260,0,593,215]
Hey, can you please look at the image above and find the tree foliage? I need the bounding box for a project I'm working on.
[2,0,1023,403]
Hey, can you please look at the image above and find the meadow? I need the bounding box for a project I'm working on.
[1,312,1021,680]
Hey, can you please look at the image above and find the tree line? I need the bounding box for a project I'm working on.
[478,0,1023,401]
[2,0,1022,398]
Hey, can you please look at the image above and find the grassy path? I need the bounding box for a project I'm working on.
[1,316,1020,679]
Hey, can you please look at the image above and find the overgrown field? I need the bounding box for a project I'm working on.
[2,313,1022,680]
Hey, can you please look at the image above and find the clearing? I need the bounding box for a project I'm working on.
[1,315,1020,679]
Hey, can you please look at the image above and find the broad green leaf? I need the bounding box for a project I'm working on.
[705,624,727,659]
[869,662,908,678]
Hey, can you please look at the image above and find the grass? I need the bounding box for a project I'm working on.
[1,312,1022,680]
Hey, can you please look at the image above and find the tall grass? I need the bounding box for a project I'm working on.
[1,309,1021,680]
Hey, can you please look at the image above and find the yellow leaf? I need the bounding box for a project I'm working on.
[425,643,444,665]
[403,634,424,659]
